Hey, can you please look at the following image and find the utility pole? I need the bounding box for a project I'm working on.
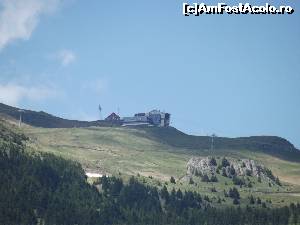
[18,109,25,128]
[211,133,216,151]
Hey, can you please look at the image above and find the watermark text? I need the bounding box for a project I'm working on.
[183,3,295,16]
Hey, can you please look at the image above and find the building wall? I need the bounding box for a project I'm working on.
[122,110,170,127]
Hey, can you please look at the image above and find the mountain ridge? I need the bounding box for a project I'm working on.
[136,126,300,162]
[1,102,299,162]
[0,103,121,128]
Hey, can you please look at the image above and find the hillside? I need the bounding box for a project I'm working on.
[2,120,300,225]
[1,103,300,206]
[1,102,299,163]
[20,125,300,208]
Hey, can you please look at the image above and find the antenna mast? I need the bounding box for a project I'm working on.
[98,104,102,120]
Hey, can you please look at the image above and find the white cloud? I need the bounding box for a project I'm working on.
[0,83,58,106]
[0,0,62,50]
[56,49,76,66]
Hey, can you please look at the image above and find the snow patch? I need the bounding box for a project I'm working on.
[86,172,102,178]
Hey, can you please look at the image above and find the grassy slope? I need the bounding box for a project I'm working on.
[22,125,300,207]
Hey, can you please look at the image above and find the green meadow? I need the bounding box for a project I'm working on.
[22,125,300,207]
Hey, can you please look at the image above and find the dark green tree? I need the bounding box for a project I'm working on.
[209,157,217,166]
[222,157,230,167]
[170,176,176,184]
[210,175,218,182]
[249,195,255,204]
[201,174,210,182]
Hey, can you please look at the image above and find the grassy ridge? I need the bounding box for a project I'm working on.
[1,102,299,163]
[140,127,300,162]
[0,103,121,128]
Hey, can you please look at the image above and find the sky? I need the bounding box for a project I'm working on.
[0,0,299,147]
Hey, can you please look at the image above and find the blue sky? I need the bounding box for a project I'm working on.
[0,0,299,147]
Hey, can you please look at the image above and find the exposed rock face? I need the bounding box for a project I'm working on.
[187,157,217,176]
[187,157,265,178]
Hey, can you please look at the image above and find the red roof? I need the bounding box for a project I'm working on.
[105,112,120,121]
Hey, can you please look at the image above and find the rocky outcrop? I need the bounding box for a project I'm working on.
[187,157,266,178]
[187,157,217,176]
